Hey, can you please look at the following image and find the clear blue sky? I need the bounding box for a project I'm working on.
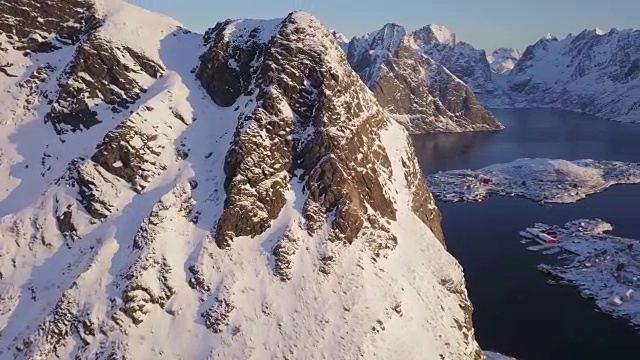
[129,0,639,50]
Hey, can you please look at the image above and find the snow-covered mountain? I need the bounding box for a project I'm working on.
[411,24,505,100]
[487,48,522,74]
[493,28,640,122]
[345,23,503,133]
[331,30,349,52]
[0,1,485,359]
[348,21,639,123]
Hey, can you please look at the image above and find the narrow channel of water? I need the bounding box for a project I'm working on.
[412,108,640,360]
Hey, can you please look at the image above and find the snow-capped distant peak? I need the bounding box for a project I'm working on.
[369,22,407,52]
[331,30,349,43]
[499,25,640,122]
[331,30,350,52]
[426,24,455,44]
[411,24,456,47]
[541,32,557,40]
[379,23,407,38]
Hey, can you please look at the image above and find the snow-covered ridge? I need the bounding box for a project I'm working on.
[0,3,486,359]
[428,158,640,203]
[410,24,503,99]
[331,30,349,52]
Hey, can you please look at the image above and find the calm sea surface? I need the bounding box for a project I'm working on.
[412,108,640,360]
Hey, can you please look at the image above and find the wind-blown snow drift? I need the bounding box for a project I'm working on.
[0,1,485,359]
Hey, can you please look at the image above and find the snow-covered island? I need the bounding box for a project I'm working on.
[519,220,640,327]
[427,158,640,204]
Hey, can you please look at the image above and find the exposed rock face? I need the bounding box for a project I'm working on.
[346,23,503,133]
[0,2,484,359]
[198,16,432,249]
[0,0,101,53]
[46,37,164,134]
[491,29,640,122]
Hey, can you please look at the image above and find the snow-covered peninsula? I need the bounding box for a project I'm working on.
[520,220,640,328]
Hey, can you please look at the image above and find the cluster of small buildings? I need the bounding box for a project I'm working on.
[519,220,640,325]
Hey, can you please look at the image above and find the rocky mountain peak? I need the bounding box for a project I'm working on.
[345,23,503,133]
[197,11,443,248]
[370,22,407,51]
[413,24,456,47]
[0,4,484,360]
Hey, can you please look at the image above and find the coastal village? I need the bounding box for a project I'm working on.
[427,156,640,331]
[519,219,640,326]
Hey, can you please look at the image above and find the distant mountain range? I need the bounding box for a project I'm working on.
[344,24,640,123]
[498,28,640,122]
[342,24,504,133]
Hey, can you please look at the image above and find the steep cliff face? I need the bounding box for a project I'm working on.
[0,2,484,359]
[492,29,640,122]
[346,23,503,133]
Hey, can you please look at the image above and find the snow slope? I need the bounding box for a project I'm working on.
[0,2,486,359]
[487,48,522,74]
[428,158,640,203]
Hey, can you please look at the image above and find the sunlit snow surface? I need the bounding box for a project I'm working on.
[487,48,522,74]
[0,3,483,359]
[428,158,640,204]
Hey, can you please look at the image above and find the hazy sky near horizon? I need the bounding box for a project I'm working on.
[129,0,639,50]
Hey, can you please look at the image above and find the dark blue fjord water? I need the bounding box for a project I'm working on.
[412,108,640,360]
